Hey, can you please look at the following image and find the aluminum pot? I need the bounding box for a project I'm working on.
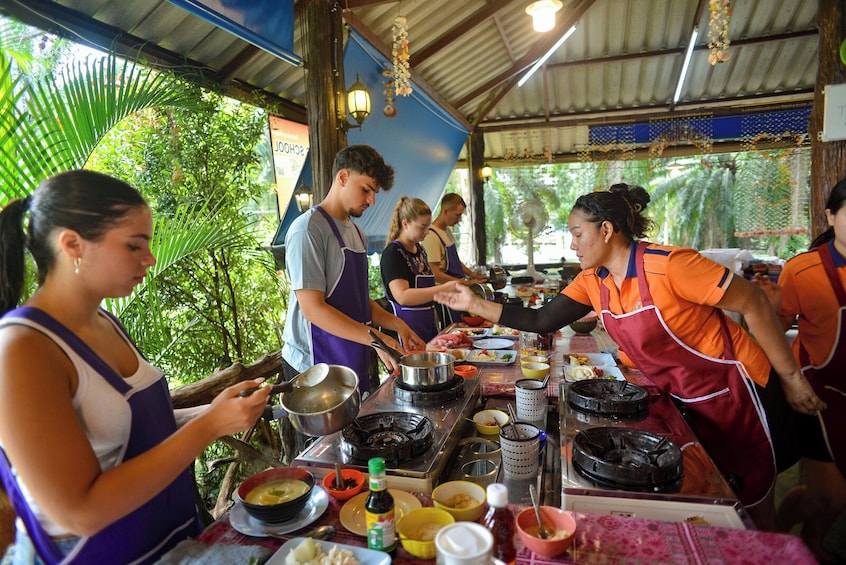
[394,351,455,388]
[257,364,360,436]
[469,282,495,301]
[368,330,455,389]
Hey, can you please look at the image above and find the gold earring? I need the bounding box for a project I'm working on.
[74,257,82,275]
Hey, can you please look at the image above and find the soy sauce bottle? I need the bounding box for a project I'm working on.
[482,483,516,565]
[365,457,396,553]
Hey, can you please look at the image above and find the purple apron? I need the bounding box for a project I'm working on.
[310,207,373,393]
[386,240,438,343]
[431,229,465,324]
[0,307,200,564]
[800,242,846,473]
[599,243,776,507]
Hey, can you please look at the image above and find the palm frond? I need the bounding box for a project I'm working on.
[105,204,253,318]
[0,49,201,200]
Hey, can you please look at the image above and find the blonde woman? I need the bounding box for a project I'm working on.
[380,197,459,343]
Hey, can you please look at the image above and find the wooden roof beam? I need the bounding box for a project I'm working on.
[413,0,517,66]
[464,0,597,125]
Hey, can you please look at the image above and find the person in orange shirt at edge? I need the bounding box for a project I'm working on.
[753,178,846,559]
[434,183,825,531]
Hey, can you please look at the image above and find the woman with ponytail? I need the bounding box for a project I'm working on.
[380,196,460,343]
[0,170,270,564]
[436,182,824,531]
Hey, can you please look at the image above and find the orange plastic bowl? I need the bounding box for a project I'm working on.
[516,506,576,557]
[322,468,365,501]
[454,364,478,378]
[462,314,485,326]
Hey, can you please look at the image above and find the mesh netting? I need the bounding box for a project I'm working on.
[648,114,714,158]
[734,113,809,237]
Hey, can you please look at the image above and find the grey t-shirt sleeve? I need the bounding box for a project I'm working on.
[284,210,331,292]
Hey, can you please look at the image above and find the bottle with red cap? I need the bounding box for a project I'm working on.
[482,482,516,565]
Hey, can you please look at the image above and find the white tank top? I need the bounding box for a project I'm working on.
[0,312,163,536]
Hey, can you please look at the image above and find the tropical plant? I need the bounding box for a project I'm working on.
[649,155,739,249]
[0,27,200,199]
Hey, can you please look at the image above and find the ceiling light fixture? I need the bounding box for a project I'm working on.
[673,27,698,104]
[518,24,577,87]
[526,0,563,33]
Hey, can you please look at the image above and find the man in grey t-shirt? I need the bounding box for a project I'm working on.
[281,145,424,394]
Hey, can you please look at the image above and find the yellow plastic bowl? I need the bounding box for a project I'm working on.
[432,480,487,521]
[397,507,455,559]
[472,409,509,435]
[521,362,550,380]
[521,355,549,365]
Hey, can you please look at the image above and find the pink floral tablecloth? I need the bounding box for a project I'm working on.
[197,502,815,564]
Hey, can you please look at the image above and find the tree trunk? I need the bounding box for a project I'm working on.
[809,0,846,238]
[468,130,487,266]
[170,350,283,409]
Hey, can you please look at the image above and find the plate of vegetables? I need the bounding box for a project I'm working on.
[466,349,516,364]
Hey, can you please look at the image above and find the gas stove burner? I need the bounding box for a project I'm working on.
[567,379,649,415]
[341,412,434,465]
[572,427,683,492]
[394,375,466,405]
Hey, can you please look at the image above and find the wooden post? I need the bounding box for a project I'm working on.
[467,130,487,267]
[809,0,846,239]
[304,0,347,201]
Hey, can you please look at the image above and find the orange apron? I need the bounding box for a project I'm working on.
[799,242,846,473]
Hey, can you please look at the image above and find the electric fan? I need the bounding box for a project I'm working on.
[508,199,549,282]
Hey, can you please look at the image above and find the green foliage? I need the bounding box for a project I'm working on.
[90,93,284,383]
[649,156,739,250]
[0,32,201,200]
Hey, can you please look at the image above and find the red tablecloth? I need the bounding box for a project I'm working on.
[197,499,816,564]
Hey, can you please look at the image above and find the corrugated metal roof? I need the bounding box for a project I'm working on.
[1,0,819,163]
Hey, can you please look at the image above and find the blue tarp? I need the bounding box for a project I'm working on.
[345,31,470,252]
[168,0,301,66]
[588,106,812,145]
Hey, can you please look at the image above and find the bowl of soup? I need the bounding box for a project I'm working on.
[236,467,315,523]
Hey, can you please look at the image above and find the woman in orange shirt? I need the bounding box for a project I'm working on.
[755,179,846,559]
[435,183,824,531]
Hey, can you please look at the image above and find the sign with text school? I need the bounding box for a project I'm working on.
[269,116,309,217]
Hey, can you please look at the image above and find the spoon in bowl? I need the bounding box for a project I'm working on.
[528,484,549,539]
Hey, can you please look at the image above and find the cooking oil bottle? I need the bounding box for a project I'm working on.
[365,457,396,553]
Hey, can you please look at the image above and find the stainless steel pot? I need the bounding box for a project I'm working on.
[368,330,455,389]
[394,351,455,388]
[469,282,495,301]
[488,266,507,290]
[258,364,361,436]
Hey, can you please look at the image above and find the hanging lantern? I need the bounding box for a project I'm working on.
[346,74,371,127]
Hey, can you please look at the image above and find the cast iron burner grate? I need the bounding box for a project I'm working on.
[393,375,466,405]
[341,412,434,466]
[567,379,649,416]
[572,427,683,492]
